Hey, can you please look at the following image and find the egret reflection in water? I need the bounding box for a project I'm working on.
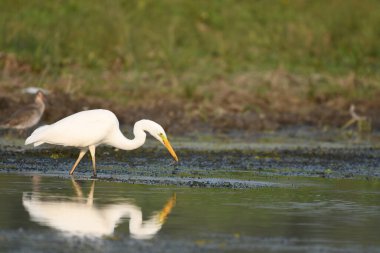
[22,178,176,239]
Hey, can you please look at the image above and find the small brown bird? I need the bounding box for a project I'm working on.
[0,91,46,130]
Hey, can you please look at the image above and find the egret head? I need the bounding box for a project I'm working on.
[138,120,179,162]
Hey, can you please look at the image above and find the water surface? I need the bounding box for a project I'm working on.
[0,174,379,252]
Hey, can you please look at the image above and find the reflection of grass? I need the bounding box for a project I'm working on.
[1,0,380,129]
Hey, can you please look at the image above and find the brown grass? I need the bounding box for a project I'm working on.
[0,55,379,134]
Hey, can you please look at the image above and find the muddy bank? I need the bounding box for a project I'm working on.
[1,86,379,135]
[0,136,379,187]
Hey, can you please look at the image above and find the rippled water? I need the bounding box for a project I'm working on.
[0,174,380,252]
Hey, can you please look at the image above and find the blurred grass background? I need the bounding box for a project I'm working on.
[0,0,379,132]
[1,0,379,74]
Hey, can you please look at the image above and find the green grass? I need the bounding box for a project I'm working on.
[0,0,380,119]
[1,0,379,74]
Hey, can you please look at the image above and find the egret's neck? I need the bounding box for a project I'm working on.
[106,122,146,150]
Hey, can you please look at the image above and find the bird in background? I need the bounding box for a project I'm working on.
[0,91,46,130]
[25,109,179,177]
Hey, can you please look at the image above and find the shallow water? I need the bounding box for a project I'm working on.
[0,174,379,252]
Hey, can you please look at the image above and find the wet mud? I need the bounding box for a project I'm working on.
[0,134,379,188]
[3,230,377,253]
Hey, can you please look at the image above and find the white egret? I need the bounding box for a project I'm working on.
[0,91,46,130]
[25,109,178,176]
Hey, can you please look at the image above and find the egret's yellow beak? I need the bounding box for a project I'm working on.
[162,136,178,162]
